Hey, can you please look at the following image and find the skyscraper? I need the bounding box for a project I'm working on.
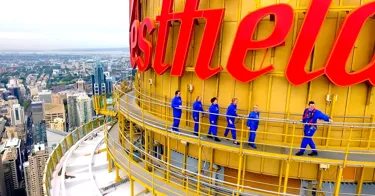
[92,62,106,95]
[0,156,6,196]
[24,144,49,196]
[105,76,113,94]
[76,94,93,126]
[10,104,24,126]
[31,102,44,124]
[8,86,22,103]
[67,94,79,130]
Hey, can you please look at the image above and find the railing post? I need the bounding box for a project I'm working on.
[166,136,171,182]
[152,164,155,195]
[288,122,297,159]
[196,145,203,194]
[334,166,343,196]
[356,167,365,195]
[367,114,375,149]
[282,161,290,194]
[144,129,149,170]
[317,169,325,196]
[236,154,244,196]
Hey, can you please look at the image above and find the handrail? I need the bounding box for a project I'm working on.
[106,122,364,196]
[117,94,375,156]
[137,84,373,120]
[42,117,107,196]
[132,85,375,127]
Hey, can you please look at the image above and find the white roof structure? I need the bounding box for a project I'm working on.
[49,126,151,196]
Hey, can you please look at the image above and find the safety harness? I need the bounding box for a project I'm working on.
[303,108,317,128]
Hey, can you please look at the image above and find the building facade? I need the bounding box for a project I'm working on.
[67,94,78,130]
[31,102,44,124]
[43,103,65,131]
[38,90,52,104]
[76,79,85,92]
[10,104,24,126]
[92,63,106,95]
[51,94,63,105]
[24,144,49,196]
[76,94,92,126]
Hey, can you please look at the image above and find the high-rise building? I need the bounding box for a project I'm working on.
[44,103,65,131]
[0,156,6,196]
[49,118,65,131]
[76,79,85,92]
[76,94,93,126]
[10,104,24,126]
[38,90,52,103]
[1,138,23,193]
[8,86,22,103]
[3,164,14,196]
[24,144,49,196]
[23,162,30,196]
[7,96,18,115]
[105,76,113,94]
[32,121,47,145]
[67,94,79,130]
[31,102,44,124]
[51,93,63,104]
[92,63,106,95]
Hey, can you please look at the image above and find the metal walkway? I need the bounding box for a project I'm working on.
[118,92,375,166]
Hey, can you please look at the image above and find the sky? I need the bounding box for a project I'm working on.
[0,0,129,50]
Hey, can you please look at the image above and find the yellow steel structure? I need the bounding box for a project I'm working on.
[112,0,375,195]
[43,0,375,195]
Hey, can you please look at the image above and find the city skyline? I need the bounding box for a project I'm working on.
[0,0,129,50]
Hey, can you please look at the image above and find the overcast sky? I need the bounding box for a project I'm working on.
[0,0,129,50]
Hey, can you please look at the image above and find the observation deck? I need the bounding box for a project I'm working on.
[108,80,375,196]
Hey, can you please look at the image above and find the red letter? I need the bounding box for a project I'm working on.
[137,18,156,72]
[129,0,140,30]
[130,20,140,69]
[226,4,293,83]
[285,0,331,85]
[325,2,375,86]
[154,0,173,75]
[154,0,224,78]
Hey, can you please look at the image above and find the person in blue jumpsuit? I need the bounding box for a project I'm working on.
[247,105,260,149]
[224,98,239,145]
[171,90,182,132]
[295,101,333,156]
[208,97,221,142]
[192,96,205,136]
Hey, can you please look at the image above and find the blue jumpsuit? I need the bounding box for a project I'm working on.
[247,111,260,147]
[192,100,204,133]
[208,103,219,136]
[171,96,182,132]
[224,104,238,140]
[299,109,330,153]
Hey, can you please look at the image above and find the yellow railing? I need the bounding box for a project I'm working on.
[118,85,375,166]
[106,119,307,196]
[42,116,108,196]
[107,80,375,196]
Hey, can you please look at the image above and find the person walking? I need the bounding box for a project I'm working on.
[295,101,333,156]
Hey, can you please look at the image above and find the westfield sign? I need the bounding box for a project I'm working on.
[130,0,375,86]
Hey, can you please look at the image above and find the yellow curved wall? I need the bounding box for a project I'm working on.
[135,0,375,182]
